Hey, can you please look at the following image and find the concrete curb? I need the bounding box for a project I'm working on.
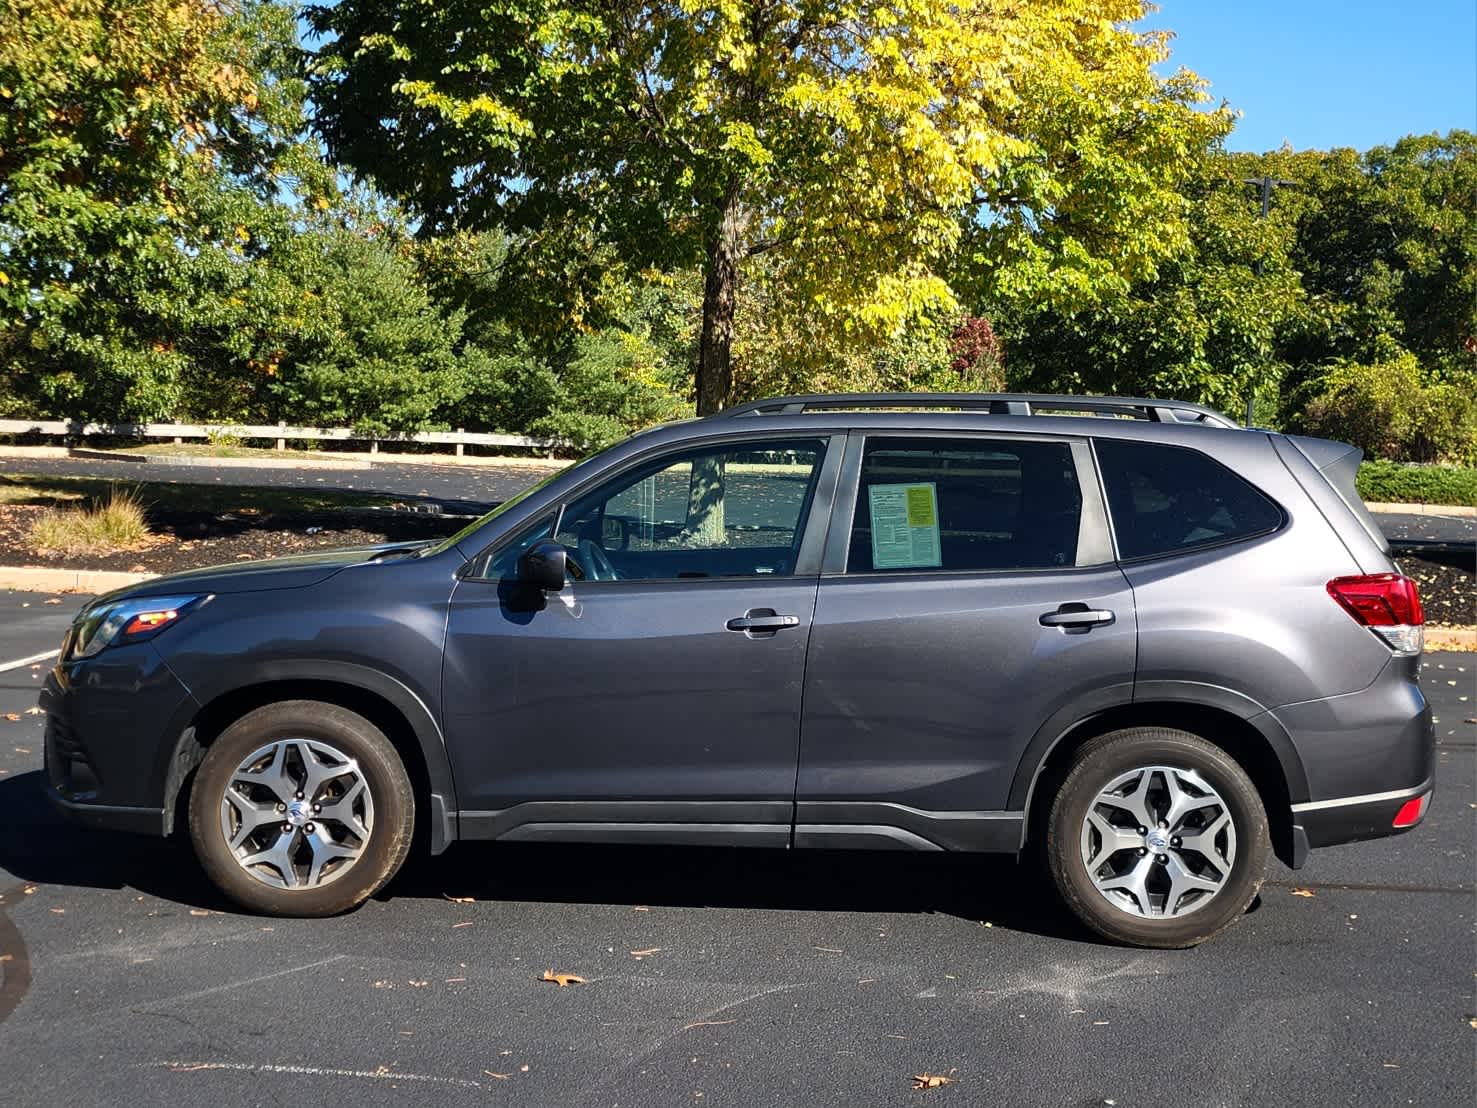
[0,566,157,595]
[1367,502,1477,518]
[1426,627,1477,649]
[65,448,371,471]
[0,445,560,470]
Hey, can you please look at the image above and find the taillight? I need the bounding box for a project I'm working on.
[1326,574,1425,655]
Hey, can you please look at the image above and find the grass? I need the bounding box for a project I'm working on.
[1357,461,1477,507]
[0,473,397,515]
[28,487,151,555]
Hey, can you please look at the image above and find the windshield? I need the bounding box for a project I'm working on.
[418,451,602,558]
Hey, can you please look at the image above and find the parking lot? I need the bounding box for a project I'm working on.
[0,590,1472,1106]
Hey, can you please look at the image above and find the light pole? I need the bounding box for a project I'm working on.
[1241,175,1294,427]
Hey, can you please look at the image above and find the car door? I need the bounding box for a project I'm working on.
[794,431,1136,851]
[442,433,841,843]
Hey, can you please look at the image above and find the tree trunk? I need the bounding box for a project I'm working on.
[696,190,744,416]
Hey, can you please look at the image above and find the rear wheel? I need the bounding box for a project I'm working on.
[188,701,414,916]
[1046,727,1269,948]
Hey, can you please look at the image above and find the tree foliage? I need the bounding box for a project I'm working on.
[308,0,1228,411]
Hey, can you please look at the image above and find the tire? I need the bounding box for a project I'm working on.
[1046,727,1269,948]
[188,700,415,917]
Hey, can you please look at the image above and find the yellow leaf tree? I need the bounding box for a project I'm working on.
[310,0,1231,412]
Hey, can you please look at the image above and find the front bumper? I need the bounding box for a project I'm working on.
[39,643,199,837]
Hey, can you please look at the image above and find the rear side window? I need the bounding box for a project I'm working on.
[847,437,1082,572]
[1095,440,1283,560]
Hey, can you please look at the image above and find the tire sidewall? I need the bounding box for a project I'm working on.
[188,701,414,917]
[1047,729,1269,948]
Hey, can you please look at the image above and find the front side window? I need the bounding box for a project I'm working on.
[1095,439,1284,560]
[846,437,1083,572]
[552,438,828,581]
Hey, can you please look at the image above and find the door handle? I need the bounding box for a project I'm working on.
[726,609,801,633]
[1039,604,1116,629]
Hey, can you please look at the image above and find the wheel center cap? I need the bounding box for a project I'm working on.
[286,800,312,827]
[1145,828,1170,853]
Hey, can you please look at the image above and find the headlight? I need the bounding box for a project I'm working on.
[69,594,208,660]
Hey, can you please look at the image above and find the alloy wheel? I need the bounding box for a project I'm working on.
[1079,764,1237,919]
[218,738,375,890]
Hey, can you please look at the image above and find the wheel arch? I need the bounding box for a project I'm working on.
[1013,694,1309,869]
[159,662,456,853]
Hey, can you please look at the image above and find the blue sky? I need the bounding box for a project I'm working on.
[1147,0,1477,152]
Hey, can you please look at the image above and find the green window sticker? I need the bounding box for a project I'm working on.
[868,482,941,569]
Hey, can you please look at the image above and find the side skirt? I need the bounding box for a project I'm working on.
[457,800,1024,854]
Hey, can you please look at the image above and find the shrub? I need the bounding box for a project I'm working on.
[29,487,151,555]
[1295,355,1477,464]
[1356,460,1477,507]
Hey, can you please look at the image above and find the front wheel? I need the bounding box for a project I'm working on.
[1046,727,1269,948]
[188,700,415,916]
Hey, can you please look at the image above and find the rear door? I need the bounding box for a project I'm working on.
[794,432,1136,850]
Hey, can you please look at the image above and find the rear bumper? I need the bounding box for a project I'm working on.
[1290,776,1434,863]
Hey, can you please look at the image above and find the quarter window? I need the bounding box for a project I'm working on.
[846,438,1083,572]
[1095,439,1283,560]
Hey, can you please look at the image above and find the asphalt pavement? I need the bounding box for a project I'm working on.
[0,591,1473,1107]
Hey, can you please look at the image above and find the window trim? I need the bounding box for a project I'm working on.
[463,432,843,585]
[822,429,1114,578]
[1090,438,1289,564]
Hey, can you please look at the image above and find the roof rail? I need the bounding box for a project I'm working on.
[718,392,1240,428]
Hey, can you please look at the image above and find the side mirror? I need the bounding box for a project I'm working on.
[518,539,579,592]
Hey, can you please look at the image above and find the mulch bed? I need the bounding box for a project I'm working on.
[1398,552,1475,628]
[0,503,463,574]
[1,502,1471,628]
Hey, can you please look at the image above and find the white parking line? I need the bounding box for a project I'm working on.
[0,650,58,673]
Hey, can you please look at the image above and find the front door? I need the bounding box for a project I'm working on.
[443,435,838,841]
[795,433,1136,850]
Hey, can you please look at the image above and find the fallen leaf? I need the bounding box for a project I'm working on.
[912,1072,954,1090]
[372,980,393,989]
[0,954,11,962]
[520,1064,530,1073]
[1291,888,1316,897]
[3,714,18,722]
[443,894,474,904]
[484,1071,510,1080]
[630,947,662,959]
[22,885,35,895]
[24,707,42,715]
[13,747,31,754]
[542,969,585,987]
[44,598,61,605]
[49,907,64,914]
[1469,1018,1477,1029]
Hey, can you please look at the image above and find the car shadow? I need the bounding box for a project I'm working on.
[0,770,1101,943]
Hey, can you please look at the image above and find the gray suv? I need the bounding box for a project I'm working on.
[41,393,1433,947]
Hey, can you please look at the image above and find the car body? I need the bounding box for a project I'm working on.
[40,393,1435,946]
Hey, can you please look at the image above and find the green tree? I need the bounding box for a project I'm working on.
[308,0,1229,413]
[0,0,333,419]
[995,150,1305,416]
